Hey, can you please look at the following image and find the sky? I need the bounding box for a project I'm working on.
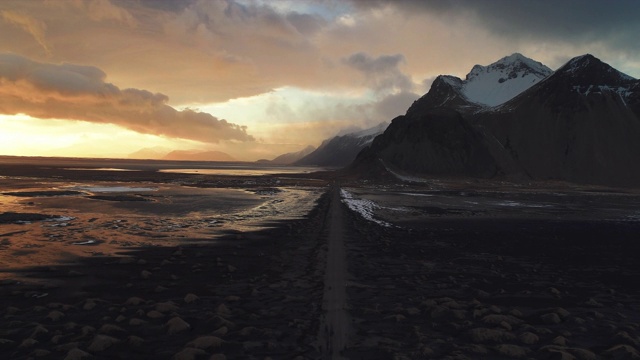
[1,0,639,161]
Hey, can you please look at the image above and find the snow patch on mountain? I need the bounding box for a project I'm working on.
[462,53,553,106]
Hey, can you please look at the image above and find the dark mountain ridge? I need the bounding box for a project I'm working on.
[295,123,387,167]
[353,54,640,187]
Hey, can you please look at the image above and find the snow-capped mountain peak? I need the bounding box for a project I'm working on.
[462,53,553,106]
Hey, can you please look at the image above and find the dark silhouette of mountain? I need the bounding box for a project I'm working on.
[295,123,387,167]
[269,145,316,165]
[477,54,640,186]
[353,54,640,187]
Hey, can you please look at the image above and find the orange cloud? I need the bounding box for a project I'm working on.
[1,10,51,56]
[0,53,253,143]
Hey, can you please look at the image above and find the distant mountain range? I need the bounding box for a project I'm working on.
[129,148,235,162]
[294,122,388,167]
[352,53,640,187]
[264,145,316,165]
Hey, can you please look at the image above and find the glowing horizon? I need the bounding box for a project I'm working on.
[1,0,639,161]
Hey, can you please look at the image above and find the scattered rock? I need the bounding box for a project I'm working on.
[602,344,640,360]
[19,338,38,348]
[64,348,90,360]
[495,344,528,358]
[87,334,120,352]
[83,300,97,311]
[46,310,65,322]
[125,297,145,306]
[156,302,180,313]
[184,293,199,304]
[147,310,164,319]
[99,324,125,334]
[173,347,206,360]
[166,317,190,334]
[186,336,223,349]
[129,318,146,326]
[519,332,539,345]
[31,348,51,357]
[128,336,144,347]
[482,314,522,326]
[216,304,231,317]
[213,326,228,336]
[553,336,568,346]
[469,328,515,343]
[541,313,562,324]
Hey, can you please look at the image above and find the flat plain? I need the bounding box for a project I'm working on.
[1,157,639,359]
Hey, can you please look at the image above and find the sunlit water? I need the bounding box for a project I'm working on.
[0,176,323,277]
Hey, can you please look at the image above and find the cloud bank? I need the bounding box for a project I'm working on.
[0,53,253,143]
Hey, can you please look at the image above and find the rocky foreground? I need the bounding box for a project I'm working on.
[1,185,640,359]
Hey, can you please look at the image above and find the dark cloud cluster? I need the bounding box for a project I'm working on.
[352,0,640,54]
[344,52,414,93]
[0,53,253,143]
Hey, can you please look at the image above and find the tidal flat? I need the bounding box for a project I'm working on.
[0,158,639,359]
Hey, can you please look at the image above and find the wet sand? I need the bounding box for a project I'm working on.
[1,160,640,359]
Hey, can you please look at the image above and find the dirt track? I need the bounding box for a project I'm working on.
[318,186,350,358]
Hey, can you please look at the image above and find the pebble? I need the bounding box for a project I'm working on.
[87,334,120,352]
[186,336,223,349]
[166,316,191,334]
[64,348,90,360]
[31,348,51,357]
[83,300,97,311]
[129,318,146,326]
[553,336,568,346]
[541,313,562,324]
[495,344,528,358]
[184,293,199,304]
[147,310,164,319]
[19,338,38,348]
[213,326,228,336]
[603,344,640,359]
[99,324,125,334]
[519,332,539,345]
[156,301,180,313]
[128,335,144,347]
[125,297,145,306]
[46,310,65,322]
[174,347,206,360]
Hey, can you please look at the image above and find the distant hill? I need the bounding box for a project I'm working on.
[294,122,388,167]
[269,145,316,165]
[162,150,235,162]
[128,147,169,160]
[353,53,640,187]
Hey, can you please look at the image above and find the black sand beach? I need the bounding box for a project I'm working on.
[1,161,640,359]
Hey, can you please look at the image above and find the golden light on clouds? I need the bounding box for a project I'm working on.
[0,0,638,160]
[0,114,199,158]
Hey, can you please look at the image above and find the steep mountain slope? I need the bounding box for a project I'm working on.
[477,54,640,186]
[353,53,640,187]
[295,122,387,167]
[359,109,499,178]
[269,145,316,165]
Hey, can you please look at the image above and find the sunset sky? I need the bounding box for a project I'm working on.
[1,0,639,161]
